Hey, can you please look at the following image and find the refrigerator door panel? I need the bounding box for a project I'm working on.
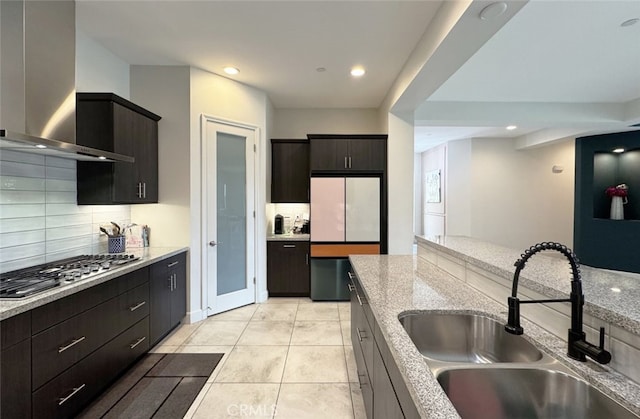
[310,177,345,242]
[346,177,380,242]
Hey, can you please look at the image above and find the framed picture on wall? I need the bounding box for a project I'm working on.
[425,170,441,203]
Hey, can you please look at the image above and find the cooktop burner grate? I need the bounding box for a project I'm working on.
[0,254,140,299]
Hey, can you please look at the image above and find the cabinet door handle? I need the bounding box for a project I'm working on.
[173,274,177,290]
[129,336,146,349]
[356,327,365,342]
[167,261,179,268]
[129,301,146,312]
[347,271,354,280]
[348,156,352,168]
[142,182,146,199]
[283,244,296,248]
[58,384,86,406]
[344,156,348,168]
[58,336,86,353]
[357,373,368,388]
[348,283,355,292]
[357,294,363,306]
[168,275,174,291]
[306,253,309,265]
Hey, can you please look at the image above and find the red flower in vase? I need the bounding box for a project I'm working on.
[606,184,628,198]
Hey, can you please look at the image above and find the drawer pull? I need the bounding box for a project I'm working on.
[58,336,86,353]
[58,383,86,406]
[129,301,147,312]
[130,336,147,349]
[356,294,363,306]
[356,327,365,342]
[348,283,355,292]
[167,261,179,268]
[347,271,354,280]
[283,244,296,248]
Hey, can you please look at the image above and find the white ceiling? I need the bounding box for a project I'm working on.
[75,0,640,152]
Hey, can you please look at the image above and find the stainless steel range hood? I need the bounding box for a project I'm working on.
[0,0,133,163]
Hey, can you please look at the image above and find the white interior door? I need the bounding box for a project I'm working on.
[204,118,256,315]
[346,177,380,241]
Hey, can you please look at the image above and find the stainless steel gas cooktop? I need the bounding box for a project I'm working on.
[0,254,140,299]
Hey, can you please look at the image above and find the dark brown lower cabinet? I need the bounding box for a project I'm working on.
[150,252,187,346]
[267,241,310,296]
[32,318,149,418]
[1,266,153,419]
[350,271,418,419]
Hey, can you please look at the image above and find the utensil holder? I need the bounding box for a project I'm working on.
[108,235,126,253]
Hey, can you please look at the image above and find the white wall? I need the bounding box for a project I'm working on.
[76,30,129,98]
[421,144,446,237]
[445,139,472,236]
[130,66,191,249]
[189,67,270,321]
[445,137,575,250]
[413,153,422,236]
[272,108,380,138]
[387,113,415,254]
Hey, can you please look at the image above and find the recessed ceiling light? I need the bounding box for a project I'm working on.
[35,144,47,149]
[506,125,517,130]
[479,2,508,20]
[223,67,239,75]
[350,67,365,77]
[613,148,625,153]
[316,67,326,72]
[611,287,621,293]
[98,156,107,160]
[621,18,639,27]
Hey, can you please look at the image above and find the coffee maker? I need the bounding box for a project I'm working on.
[274,214,284,234]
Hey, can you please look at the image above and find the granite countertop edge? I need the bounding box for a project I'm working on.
[349,254,640,419]
[415,235,640,336]
[0,246,189,321]
[266,234,310,241]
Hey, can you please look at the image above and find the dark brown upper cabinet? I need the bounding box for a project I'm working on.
[76,93,161,205]
[308,134,387,173]
[271,139,310,203]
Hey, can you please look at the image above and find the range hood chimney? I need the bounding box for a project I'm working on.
[0,0,133,163]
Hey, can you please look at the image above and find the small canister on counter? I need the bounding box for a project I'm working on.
[108,235,126,253]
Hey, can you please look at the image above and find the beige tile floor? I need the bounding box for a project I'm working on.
[149,298,366,419]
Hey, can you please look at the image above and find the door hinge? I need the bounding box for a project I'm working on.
[253,277,256,284]
[253,210,256,218]
[253,144,256,152]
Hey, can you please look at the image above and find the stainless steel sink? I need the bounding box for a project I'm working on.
[437,368,637,419]
[398,312,543,363]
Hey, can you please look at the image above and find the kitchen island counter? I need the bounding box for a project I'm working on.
[0,246,188,321]
[349,253,640,418]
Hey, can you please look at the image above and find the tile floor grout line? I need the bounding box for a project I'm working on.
[272,300,298,418]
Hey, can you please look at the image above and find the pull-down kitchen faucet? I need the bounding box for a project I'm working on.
[504,242,611,364]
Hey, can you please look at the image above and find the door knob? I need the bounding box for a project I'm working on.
[209,241,217,247]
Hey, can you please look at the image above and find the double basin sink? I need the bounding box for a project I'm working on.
[399,312,638,418]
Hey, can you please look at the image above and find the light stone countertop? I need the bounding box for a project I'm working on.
[349,254,640,418]
[416,235,640,336]
[0,246,188,321]
[267,233,310,241]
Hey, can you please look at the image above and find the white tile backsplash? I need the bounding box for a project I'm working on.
[0,175,46,191]
[0,150,131,273]
[266,203,310,234]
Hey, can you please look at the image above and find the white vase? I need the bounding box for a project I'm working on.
[610,196,624,220]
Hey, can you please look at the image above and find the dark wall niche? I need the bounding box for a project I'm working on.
[575,130,640,273]
[593,150,640,220]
